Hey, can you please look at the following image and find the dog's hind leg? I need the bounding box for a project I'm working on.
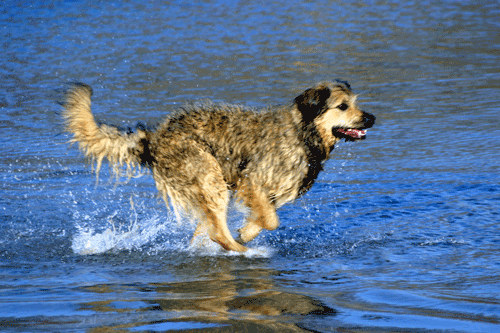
[192,221,207,240]
[155,146,247,252]
[195,153,247,252]
[190,220,207,246]
[236,182,280,244]
[203,202,247,252]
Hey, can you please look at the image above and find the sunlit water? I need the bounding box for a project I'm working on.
[1,1,499,332]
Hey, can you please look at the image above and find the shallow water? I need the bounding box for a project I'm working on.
[1,0,499,331]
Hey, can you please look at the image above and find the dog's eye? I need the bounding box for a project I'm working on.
[337,103,348,111]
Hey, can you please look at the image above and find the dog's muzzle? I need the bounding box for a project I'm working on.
[362,111,376,129]
[333,111,376,141]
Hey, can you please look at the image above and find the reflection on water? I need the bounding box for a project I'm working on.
[1,0,499,331]
[3,259,335,332]
[82,275,335,332]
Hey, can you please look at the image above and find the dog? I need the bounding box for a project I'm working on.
[62,80,375,252]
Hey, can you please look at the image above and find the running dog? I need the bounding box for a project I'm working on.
[62,80,375,252]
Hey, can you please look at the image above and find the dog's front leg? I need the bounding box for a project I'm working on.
[238,221,263,244]
[236,182,280,244]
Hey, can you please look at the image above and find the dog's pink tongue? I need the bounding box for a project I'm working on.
[338,128,367,139]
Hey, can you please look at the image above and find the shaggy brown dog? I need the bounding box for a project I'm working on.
[62,80,375,252]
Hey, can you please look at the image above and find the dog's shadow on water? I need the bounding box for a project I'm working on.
[78,255,336,332]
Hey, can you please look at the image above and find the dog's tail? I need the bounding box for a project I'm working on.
[62,83,153,180]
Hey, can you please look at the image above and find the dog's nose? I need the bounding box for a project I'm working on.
[362,112,375,128]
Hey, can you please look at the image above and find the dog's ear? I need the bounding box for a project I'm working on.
[294,85,331,123]
[334,79,351,90]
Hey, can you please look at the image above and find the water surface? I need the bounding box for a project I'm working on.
[1,0,499,331]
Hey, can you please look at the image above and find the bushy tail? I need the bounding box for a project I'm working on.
[62,83,152,180]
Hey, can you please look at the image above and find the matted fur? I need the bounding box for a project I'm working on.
[62,81,375,252]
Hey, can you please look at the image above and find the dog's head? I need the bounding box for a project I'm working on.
[294,80,375,149]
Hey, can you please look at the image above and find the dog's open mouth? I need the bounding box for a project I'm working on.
[333,128,367,141]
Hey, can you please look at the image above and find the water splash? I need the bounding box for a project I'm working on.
[71,197,273,258]
[71,213,173,255]
[188,234,273,258]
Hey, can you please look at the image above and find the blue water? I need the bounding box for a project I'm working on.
[1,0,499,331]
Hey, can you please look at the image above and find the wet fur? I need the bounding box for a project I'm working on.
[62,81,375,252]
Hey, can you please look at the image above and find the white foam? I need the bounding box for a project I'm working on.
[71,213,172,255]
[71,199,273,258]
[188,234,273,258]
[418,237,467,247]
